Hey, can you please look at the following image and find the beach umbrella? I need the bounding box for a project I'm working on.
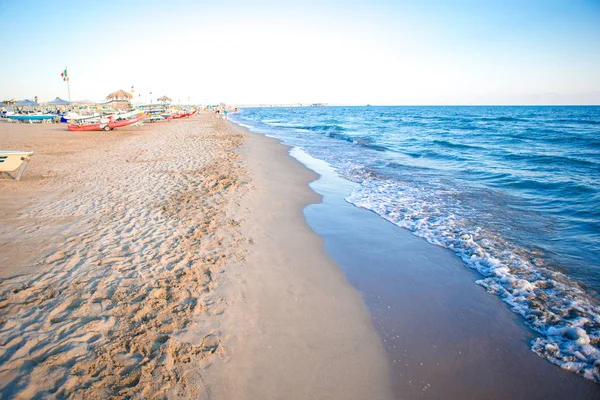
[105,90,133,101]
[48,97,70,105]
[15,99,39,107]
[157,95,172,103]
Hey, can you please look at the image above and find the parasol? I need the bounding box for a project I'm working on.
[15,99,39,107]
[48,97,70,105]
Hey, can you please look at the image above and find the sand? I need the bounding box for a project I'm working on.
[0,116,392,399]
[207,123,392,399]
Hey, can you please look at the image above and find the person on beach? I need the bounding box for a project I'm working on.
[224,109,228,120]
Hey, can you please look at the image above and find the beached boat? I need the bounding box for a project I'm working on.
[8,114,55,121]
[63,112,101,123]
[67,112,147,132]
[108,112,147,128]
[67,122,104,132]
[165,113,185,120]
[142,108,166,114]
[165,109,197,120]
[145,114,165,123]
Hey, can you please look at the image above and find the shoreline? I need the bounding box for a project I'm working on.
[206,120,393,399]
[227,118,600,398]
[296,149,600,398]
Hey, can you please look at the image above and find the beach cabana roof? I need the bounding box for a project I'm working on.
[157,95,172,103]
[106,90,133,101]
[48,97,70,105]
[15,99,39,107]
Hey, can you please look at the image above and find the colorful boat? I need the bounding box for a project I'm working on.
[8,114,55,121]
[68,113,147,132]
[164,113,184,120]
[164,109,197,120]
[145,114,165,122]
[108,112,147,128]
[63,112,101,124]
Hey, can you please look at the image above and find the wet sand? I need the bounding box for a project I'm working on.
[0,116,392,399]
[293,148,600,399]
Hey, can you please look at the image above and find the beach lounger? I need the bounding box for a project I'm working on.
[0,151,34,181]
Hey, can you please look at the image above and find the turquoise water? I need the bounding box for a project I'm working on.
[231,106,600,382]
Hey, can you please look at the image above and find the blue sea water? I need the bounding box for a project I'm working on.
[230,106,600,381]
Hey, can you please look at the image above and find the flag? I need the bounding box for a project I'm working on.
[131,85,135,93]
[61,68,68,82]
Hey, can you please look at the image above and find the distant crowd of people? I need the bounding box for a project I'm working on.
[213,105,238,120]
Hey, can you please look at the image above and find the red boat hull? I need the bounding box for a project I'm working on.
[164,109,197,120]
[67,113,147,131]
[67,123,103,132]
[165,114,185,120]
[108,113,147,128]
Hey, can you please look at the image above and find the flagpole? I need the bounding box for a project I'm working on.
[67,78,71,104]
[63,66,71,105]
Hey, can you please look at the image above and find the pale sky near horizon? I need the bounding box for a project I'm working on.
[1,0,599,105]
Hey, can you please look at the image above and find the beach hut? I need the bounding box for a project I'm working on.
[105,90,133,109]
[105,90,133,110]
[106,90,133,101]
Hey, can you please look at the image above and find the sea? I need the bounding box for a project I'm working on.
[230,106,600,382]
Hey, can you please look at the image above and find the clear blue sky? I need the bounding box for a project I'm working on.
[1,0,599,105]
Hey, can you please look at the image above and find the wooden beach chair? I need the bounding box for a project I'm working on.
[0,151,34,181]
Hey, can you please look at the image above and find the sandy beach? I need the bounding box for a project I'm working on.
[0,115,391,399]
[2,112,598,399]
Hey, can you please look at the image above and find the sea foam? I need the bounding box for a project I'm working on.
[345,173,600,382]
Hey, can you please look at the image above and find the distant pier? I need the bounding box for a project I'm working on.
[235,103,327,108]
